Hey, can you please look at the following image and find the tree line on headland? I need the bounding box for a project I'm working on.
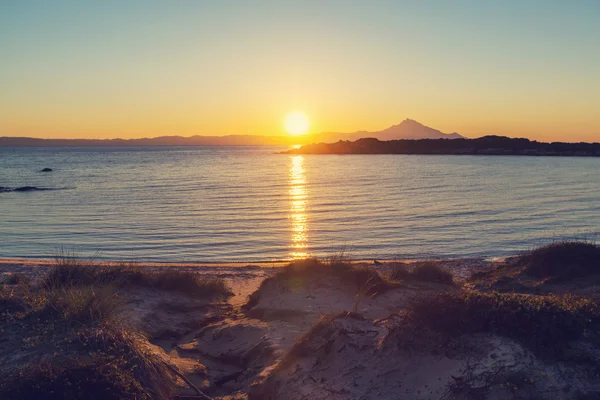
[282,136,600,157]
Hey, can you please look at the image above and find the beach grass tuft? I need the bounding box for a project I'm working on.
[244,258,395,311]
[40,254,232,299]
[520,240,600,280]
[0,283,175,400]
[406,290,600,359]
[390,261,455,285]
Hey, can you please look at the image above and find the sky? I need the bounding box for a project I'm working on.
[1,1,599,141]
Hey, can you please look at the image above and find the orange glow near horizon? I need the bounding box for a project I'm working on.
[289,155,308,259]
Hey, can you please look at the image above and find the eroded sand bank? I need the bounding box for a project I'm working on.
[2,252,599,399]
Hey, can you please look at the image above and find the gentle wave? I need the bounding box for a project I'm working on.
[1,146,599,262]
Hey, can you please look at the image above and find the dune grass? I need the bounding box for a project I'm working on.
[405,290,600,359]
[519,241,600,279]
[390,261,455,285]
[273,257,393,293]
[244,258,396,311]
[0,284,175,400]
[40,254,232,299]
[152,270,231,298]
[1,252,231,399]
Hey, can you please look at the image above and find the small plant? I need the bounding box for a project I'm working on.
[326,247,352,267]
[388,262,411,280]
[353,275,379,313]
[41,249,102,289]
[152,270,232,299]
[390,261,454,285]
[520,241,600,279]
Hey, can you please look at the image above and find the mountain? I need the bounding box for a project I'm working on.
[376,119,463,140]
[313,119,463,142]
[0,119,463,147]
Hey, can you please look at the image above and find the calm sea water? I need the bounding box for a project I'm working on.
[1,146,599,262]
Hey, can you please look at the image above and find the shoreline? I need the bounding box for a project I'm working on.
[0,255,498,307]
[0,255,498,278]
[0,254,503,265]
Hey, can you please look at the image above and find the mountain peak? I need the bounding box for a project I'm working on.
[401,118,419,124]
[376,119,463,140]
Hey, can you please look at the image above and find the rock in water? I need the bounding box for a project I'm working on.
[13,186,50,192]
[40,168,53,172]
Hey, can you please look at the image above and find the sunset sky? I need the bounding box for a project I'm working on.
[1,1,599,141]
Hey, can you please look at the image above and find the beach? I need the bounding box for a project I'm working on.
[0,256,495,307]
[3,245,600,399]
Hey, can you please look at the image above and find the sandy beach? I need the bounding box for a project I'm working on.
[3,245,600,399]
[0,256,495,306]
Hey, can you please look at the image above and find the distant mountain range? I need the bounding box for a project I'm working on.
[0,119,462,147]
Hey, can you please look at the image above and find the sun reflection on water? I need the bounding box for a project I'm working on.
[289,155,308,259]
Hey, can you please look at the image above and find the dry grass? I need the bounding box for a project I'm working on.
[152,270,231,298]
[0,253,231,398]
[244,258,396,311]
[405,290,600,359]
[519,241,600,279]
[40,254,232,299]
[0,327,175,400]
[390,261,455,285]
[0,284,175,400]
[40,286,125,326]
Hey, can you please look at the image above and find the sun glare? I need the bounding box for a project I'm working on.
[284,112,309,136]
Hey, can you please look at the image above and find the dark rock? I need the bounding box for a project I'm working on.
[13,186,50,192]
[40,168,53,172]
[282,136,600,156]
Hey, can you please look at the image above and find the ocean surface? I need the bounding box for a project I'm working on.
[1,146,599,262]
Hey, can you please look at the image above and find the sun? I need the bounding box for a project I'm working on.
[284,112,310,136]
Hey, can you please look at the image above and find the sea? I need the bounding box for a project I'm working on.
[1,146,599,262]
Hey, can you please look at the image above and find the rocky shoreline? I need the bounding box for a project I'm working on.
[283,136,600,157]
